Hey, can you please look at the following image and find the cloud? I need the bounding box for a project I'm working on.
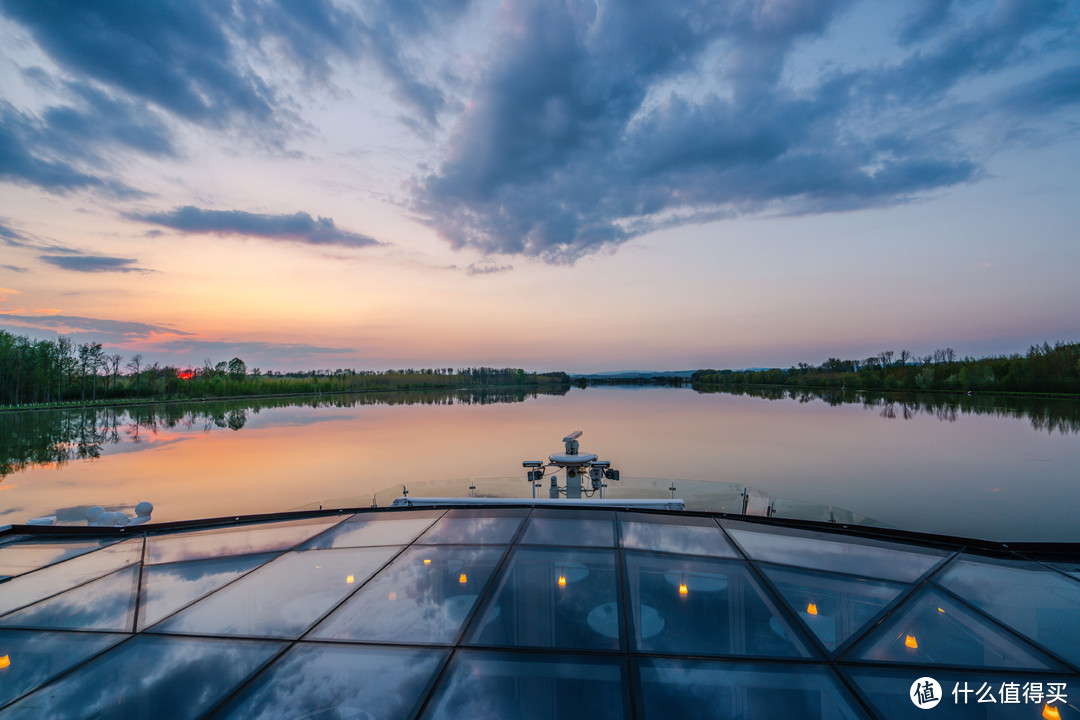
[0,288,20,300]
[1,265,28,273]
[1,0,273,127]
[39,255,152,273]
[130,206,382,248]
[0,0,475,140]
[412,0,1076,263]
[466,263,513,276]
[0,94,159,197]
[0,313,194,340]
[0,313,357,368]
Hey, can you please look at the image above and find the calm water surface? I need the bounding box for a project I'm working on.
[1,386,1078,541]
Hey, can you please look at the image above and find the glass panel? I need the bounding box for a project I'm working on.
[934,554,1080,667]
[0,539,117,578]
[849,587,1061,669]
[309,545,505,645]
[138,553,277,630]
[0,635,284,720]
[420,650,628,720]
[846,666,1080,720]
[212,642,448,720]
[760,564,908,652]
[152,547,398,639]
[722,520,950,582]
[0,565,139,632]
[619,513,739,557]
[519,509,615,548]
[0,538,142,616]
[623,552,812,658]
[416,508,526,545]
[637,658,867,720]
[468,547,622,651]
[0,629,126,708]
[145,516,343,564]
[1046,561,1080,582]
[301,510,442,549]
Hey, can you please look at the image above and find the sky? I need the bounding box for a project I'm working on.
[1,0,1078,373]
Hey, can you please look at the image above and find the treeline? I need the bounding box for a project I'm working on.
[692,342,1080,395]
[0,330,570,407]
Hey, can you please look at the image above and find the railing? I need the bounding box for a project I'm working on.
[293,476,886,527]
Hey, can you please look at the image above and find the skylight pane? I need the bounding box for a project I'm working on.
[519,509,615,547]
[420,650,628,720]
[637,659,868,719]
[467,547,622,650]
[848,587,1062,670]
[212,642,447,720]
[309,545,505,645]
[0,565,139,632]
[145,517,343,564]
[760,564,908,652]
[623,552,813,658]
[415,508,527,545]
[722,520,949,582]
[152,547,397,638]
[934,554,1080,668]
[0,635,284,720]
[619,513,739,557]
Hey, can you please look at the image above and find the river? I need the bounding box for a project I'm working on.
[1,385,1077,541]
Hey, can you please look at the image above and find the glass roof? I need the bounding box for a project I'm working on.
[0,508,1077,719]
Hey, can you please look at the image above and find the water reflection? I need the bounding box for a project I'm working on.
[696,385,1080,435]
[0,387,568,479]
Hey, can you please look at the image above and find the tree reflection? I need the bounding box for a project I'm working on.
[0,387,569,478]
[695,385,1080,435]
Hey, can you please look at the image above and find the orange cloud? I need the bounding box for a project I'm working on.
[0,288,21,301]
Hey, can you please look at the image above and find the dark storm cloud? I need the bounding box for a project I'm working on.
[130,206,382,248]
[413,0,1076,263]
[39,255,151,273]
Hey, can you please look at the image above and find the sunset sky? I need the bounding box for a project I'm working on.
[1,0,1078,372]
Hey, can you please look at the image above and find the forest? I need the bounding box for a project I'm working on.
[691,342,1080,395]
[0,330,570,407]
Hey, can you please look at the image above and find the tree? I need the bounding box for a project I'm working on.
[227,357,247,381]
[127,354,144,394]
[77,342,103,402]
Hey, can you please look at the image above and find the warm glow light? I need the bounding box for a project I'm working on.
[806,603,818,615]
[459,573,467,584]
[346,575,354,584]
[1043,704,1061,720]
[388,591,397,601]
[938,607,945,613]
[423,559,431,565]
[0,655,9,669]
[905,634,918,649]
[558,575,566,587]
[679,583,688,596]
